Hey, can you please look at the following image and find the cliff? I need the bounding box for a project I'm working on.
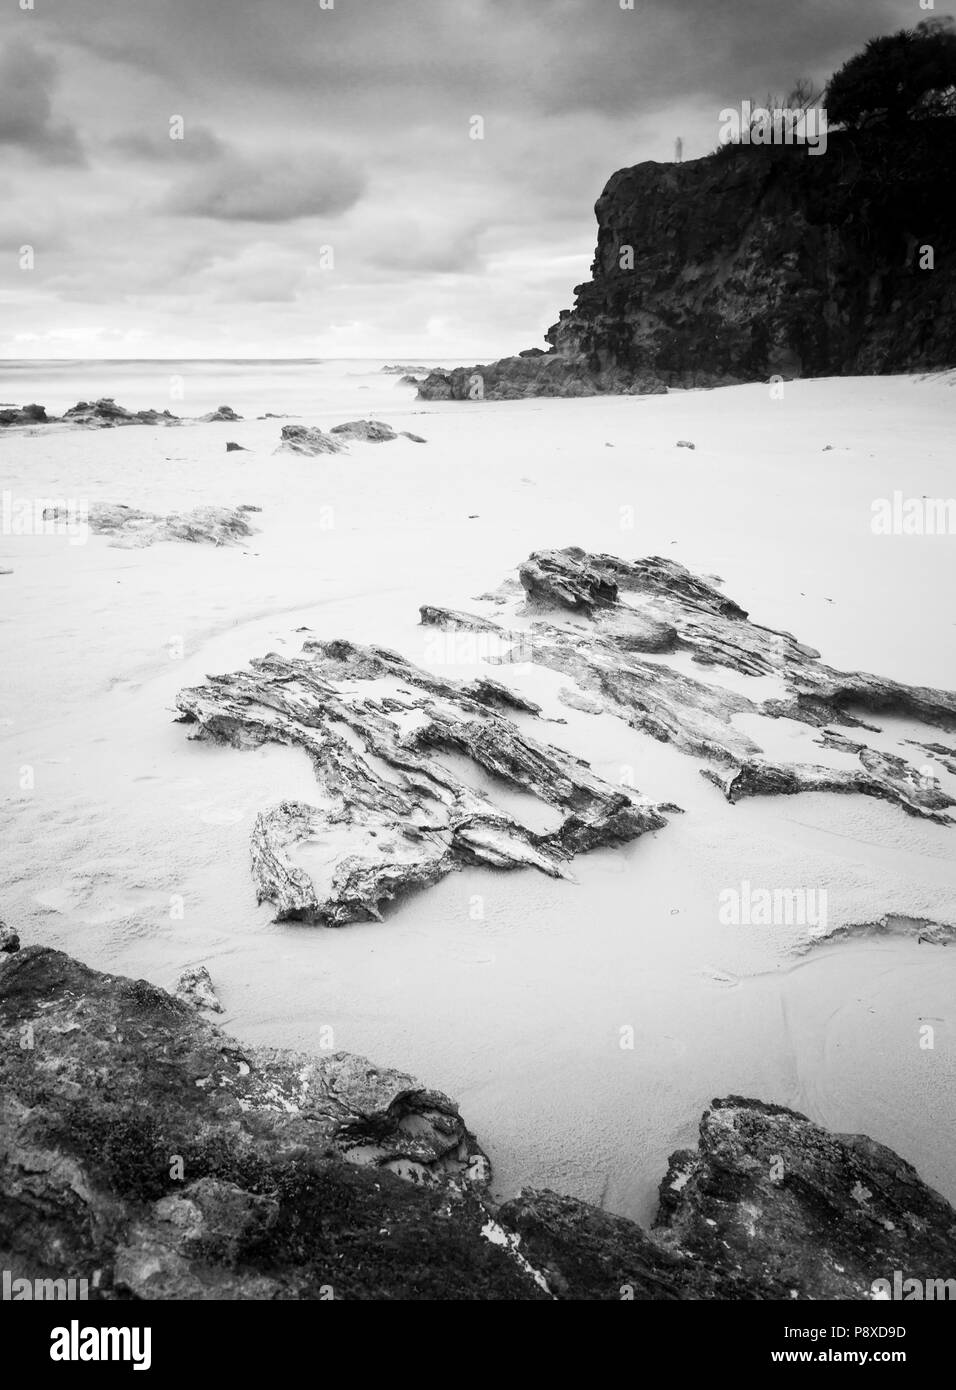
[419,122,956,399]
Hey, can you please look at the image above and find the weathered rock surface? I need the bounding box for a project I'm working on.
[0,946,531,1300]
[421,546,956,824]
[417,353,666,401]
[0,403,48,427]
[87,504,257,549]
[174,964,223,1012]
[0,918,19,953]
[176,637,667,925]
[274,424,345,456]
[225,441,248,452]
[200,405,242,423]
[3,949,954,1300]
[62,398,181,428]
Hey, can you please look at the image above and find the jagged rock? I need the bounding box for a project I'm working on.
[417,353,667,401]
[653,1097,956,1299]
[174,964,223,1013]
[4,949,955,1300]
[676,440,696,450]
[275,424,345,456]
[62,398,181,427]
[86,504,257,549]
[420,547,956,824]
[0,403,48,427]
[225,441,248,452]
[200,405,242,423]
[330,419,398,442]
[0,946,540,1301]
[0,919,19,953]
[175,637,668,926]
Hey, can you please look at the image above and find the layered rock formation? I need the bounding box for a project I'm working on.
[420,123,956,398]
[173,548,955,930]
[422,547,956,824]
[176,637,668,925]
[2,944,954,1300]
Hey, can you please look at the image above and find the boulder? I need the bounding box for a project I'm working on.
[274,424,345,456]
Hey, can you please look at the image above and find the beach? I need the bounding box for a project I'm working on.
[1,363,955,1225]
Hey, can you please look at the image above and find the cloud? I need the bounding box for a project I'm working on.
[0,39,85,165]
[111,124,228,163]
[164,147,366,222]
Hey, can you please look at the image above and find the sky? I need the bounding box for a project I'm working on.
[0,0,933,359]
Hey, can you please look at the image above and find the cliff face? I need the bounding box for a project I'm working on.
[546,124,955,387]
[419,122,955,400]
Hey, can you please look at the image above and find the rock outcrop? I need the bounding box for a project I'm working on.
[420,123,956,398]
[274,424,345,456]
[62,399,181,427]
[418,353,666,401]
[199,405,242,423]
[176,638,667,925]
[86,504,257,548]
[2,946,955,1300]
[0,403,48,427]
[420,547,956,824]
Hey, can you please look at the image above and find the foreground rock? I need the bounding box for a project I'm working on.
[418,353,666,401]
[87,503,257,549]
[3,947,954,1300]
[0,946,525,1300]
[176,638,667,925]
[199,405,242,423]
[422,547,956,825]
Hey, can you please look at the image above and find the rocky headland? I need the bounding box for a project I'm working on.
[419,123,956,400]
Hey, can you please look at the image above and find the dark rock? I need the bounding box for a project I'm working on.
[418,353,667,402]
[200,405,243,423]
[3,948,954,1299]
[225,441,248,452]
[274,424,345,456]
[0,403,48,427]
[545,127,956,387]
[0,919,19,953]
[330,419,398,442]
[400,430,427,443]
[676,440,696,449]
[0,946,537,1301]
[62,399,181,428]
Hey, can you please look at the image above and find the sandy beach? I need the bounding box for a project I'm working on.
[2,365,955,1226]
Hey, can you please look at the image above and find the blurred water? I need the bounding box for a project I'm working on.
[0,357,461,419]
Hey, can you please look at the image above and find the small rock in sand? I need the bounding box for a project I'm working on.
[226,441,248,452]
[275,424,345,456]
[200,405,242,423]
[174,964,223,1012]
[676,439,696,450]
[401,431,427,443]
[330,419,397,443]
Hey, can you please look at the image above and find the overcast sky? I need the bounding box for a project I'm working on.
[0,0,928,359]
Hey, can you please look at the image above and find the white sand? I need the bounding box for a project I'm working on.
[1,370,955,1223]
